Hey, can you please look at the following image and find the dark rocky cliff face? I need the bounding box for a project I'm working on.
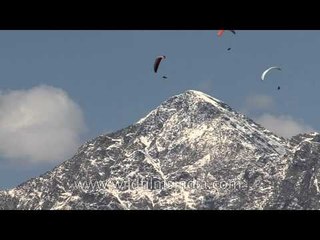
[267,133,320,209]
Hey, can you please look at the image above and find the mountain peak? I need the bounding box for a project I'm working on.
[136,90,231,126]
[177,90,224,107]
[182,90,222,102]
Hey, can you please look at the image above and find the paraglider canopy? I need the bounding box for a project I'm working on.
[217,30,225,37]
[154,55,166,73]
[261,66,282,81]
[217,30,236,37]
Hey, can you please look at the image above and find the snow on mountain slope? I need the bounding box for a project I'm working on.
[0,90,317,210]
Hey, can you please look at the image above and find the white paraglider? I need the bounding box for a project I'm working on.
[261,66,282,81]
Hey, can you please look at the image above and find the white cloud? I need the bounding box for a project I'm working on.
[255,114,315,138]
[0,85,86,164]
[245,94,275,111]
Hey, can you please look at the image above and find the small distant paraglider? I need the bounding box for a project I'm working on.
[162,76,168,79]
[227,48,231,51]
[154,55,166,73]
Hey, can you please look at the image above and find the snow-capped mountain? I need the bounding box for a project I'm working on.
[0,90,318,209]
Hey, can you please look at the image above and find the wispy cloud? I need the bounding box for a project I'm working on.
[244,94,275,112]
[255,114,315,138]
[0,85,86,164]
[197,80,214,94]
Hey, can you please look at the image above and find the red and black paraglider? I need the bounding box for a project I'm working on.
[154,55,166,73]
[217,30,236,51]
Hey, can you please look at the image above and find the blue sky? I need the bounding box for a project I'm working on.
[0,30,319,189]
